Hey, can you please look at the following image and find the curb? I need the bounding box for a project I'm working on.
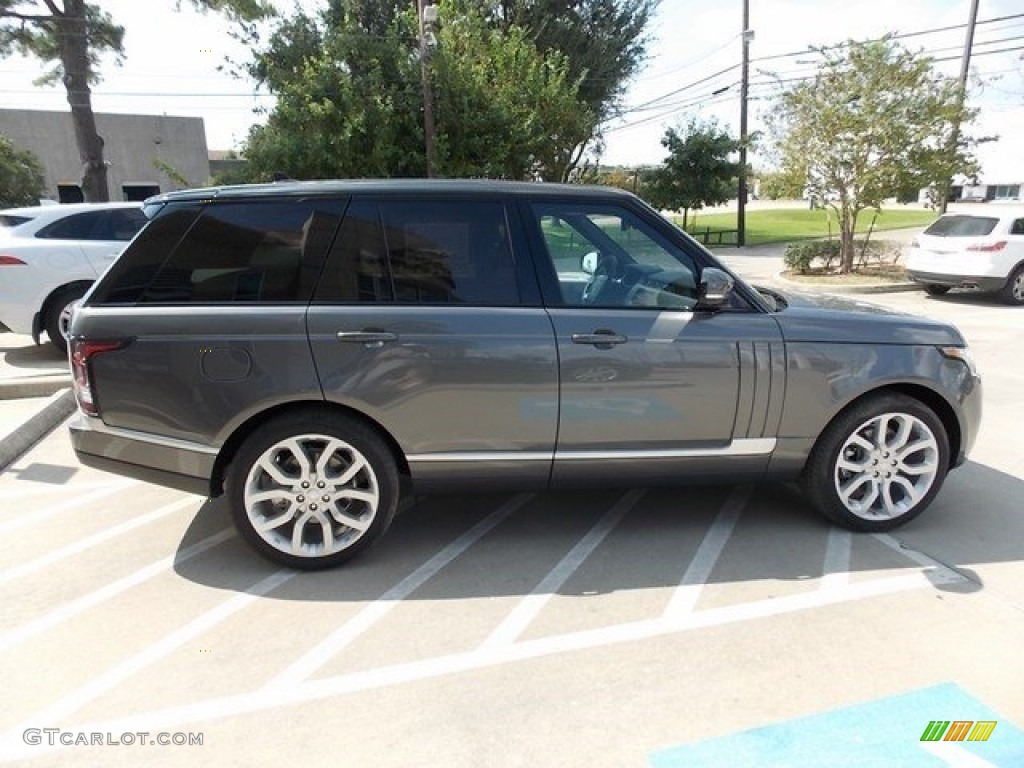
[0,374,71,400]
[775,273,922,295]
[0,388,76,471]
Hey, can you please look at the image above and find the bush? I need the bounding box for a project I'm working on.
[784,240,841,273]
[784,239,902,273]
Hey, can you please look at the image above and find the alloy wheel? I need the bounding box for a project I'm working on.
[243,434,380,559]
[833,412,940,521]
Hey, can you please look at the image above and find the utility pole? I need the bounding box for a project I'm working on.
[418,0,438,178]
[940,0,979,213]
[737,0,752,246]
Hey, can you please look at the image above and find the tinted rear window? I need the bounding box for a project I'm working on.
[923,215,998,237]
[91,200,346,304]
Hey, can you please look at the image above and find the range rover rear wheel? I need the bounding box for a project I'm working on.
[923,284,950,296]
[227,412,399,569]
[802,394,949,532]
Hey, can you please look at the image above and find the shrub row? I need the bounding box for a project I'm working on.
[783,239,902,273]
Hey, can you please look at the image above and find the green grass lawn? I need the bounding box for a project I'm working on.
[674,207,937,246]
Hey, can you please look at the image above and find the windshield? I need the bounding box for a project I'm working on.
[923,215,998,237]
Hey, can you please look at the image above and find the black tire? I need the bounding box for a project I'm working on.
[801,393,949,532]
[44,284,88,355]
[226,411,400,570]
[1000,264,1024,306]
[923,284,950,297]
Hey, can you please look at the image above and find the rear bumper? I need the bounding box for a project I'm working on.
[907,270,1007,292]
[69,413,217,496]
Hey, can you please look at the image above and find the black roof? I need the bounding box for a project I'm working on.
[148,178,637,204]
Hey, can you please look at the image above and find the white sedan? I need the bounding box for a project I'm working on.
[0,202,147,352]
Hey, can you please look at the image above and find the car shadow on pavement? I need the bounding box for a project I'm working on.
[1,336,68,372]
[172,459,1024,606]
[923,291,1018,308]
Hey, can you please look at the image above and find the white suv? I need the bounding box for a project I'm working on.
[0,202,146,352]
[907,206,1024,305]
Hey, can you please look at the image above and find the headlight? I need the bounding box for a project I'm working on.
[939,346,979,378]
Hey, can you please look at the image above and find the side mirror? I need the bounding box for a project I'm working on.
[581,251,599,275]
[695,267,734,311]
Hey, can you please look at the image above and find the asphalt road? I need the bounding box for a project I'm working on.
[1,287,1022,767]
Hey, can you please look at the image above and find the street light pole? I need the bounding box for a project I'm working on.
[737,0,752,246]
[418,0,438,178]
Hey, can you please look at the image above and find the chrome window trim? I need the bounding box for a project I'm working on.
[75,414,219,456]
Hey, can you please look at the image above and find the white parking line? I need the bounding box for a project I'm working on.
[263,493,536,690]
[821,528,852,592]
[0,528,235,653]
[480,489,643,650]
[0,568,294,750]
[7,568,953,758]
[0,481,136,536]
[872,533,965,586]
[661,484,749,620]
[0,496,199,585]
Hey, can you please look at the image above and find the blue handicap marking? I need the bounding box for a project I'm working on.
[650,683,1024,767]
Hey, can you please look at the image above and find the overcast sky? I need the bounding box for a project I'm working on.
[1,0,1022,181]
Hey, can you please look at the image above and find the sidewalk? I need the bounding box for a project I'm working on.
[0,333,75,470]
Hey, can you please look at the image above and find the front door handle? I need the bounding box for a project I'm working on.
[336,331,398,348]
[571,330,627,349]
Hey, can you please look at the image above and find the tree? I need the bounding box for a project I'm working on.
[243,0,594,181]
[0,0,273,202]
[0,134,45,206]
[646,118,741,229]
[489,0,658,178]
[242,3,426,180]
[432,7,592,179]
[242,0,654,181]
[758,169,805,200]
[771,38,983,273]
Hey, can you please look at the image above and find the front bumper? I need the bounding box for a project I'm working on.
[908,270,1007,293]
[69,413,217,496]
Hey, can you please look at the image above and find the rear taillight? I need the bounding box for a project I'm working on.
[70,339,129,417]
[0,255,26,265]
[966,240,1007,252]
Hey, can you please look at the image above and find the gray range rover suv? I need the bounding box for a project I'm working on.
[68,180,982,569]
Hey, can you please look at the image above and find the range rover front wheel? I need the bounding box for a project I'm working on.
[802,394,950,532]
[227,412,399,569]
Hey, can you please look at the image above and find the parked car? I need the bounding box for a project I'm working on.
[0,202,147,352]
[68,180,981,569]
[907,206,1024,305]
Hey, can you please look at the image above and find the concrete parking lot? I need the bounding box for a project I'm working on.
[0,286,1022,767]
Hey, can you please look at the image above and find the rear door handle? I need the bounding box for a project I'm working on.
[336,331,398,348]
[571,331,627,348]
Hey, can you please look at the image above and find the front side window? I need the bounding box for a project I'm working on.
[136,199,343,304]
[532,203,699,310]
[315,199,518,305]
